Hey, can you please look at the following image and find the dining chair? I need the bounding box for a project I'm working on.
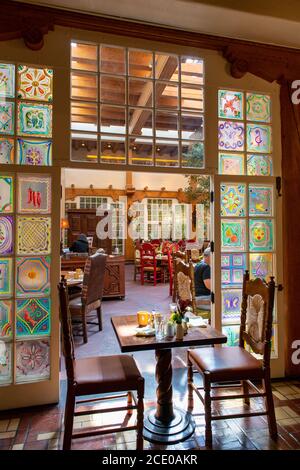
[58,279,144,450]
[139,242,163,286]
[187,271,277,448]
[68,252,107,343]
[133,248,141,282]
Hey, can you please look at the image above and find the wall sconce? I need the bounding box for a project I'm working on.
[71,184,75,189]
[90,184,93,190]
[144,186,148,191]
[108,184,113,189]
[161,187,166,191]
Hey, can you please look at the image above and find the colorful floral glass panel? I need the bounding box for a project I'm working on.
[17,216,51,255]
[247,124,271,153]
[0,176,13,213]
[218,153,244,175]
[17,138,52,166]
[218,121,244,151]
[249,185,273,216]
[17,175,51,214]
[17,102,52,137]
[222,325,240,347]
[16,297,50,337]
[247,154,272,176]
[0,138,14,164]
[221,219,246,252]
[16,256,50,297]
[221,183,246,217]
[0,101,14,135]
[0,64,15,98]
[0,340,12,384]
[222,289,242,324]
[16,338,50,383]
[0,216,13,255]
[17,66,53,102]
[249,219,273,252]
[0,258,12,298]
[221,253,246,288]
[218,90,243,120]
[249,253,273,281]
[0,300,12,337]
[246,93,271,123]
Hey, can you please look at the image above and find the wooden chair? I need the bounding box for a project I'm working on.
[186,248,201,263]
[187,271,277,448]
[133,248,141,282]
[173,258,197,312]
[140,242,163,286]
[68,252,107,343]
[58,279,144,450]
[166,243,180,297]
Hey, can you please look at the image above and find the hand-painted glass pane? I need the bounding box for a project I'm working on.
[0,138,14,164]
[249,219,273,252]
[16,297,50,337]
[0,176,13,213]
[247,124,271,153]
[0,101,14,135]
[17,138,52,166]
[0,340,12,384]
[218,90,243,120]
[0,64,15,98]
[221,183,246,217]
[16,338,50,383]
[249,185,273,216]
[0,300,12,337]
[247,154,272,176]
[222,289,242,324]
[17,216,51,255]
[249,253,273,281]
[246,93,271,122]
[218,121,244,151]
[17,66,53,102]
[221,219,246,252]
[218,152,244,175]
[17,102,52,138]
[16,256,50,297]
[0,259,12,298]
[17,175,51,214]
[0,216,13,255]
[221,253,246,288]
[222,325,240,347]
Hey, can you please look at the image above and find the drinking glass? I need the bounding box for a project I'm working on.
[154,313,164,340]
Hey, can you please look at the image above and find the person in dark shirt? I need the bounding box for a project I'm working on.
[69,233,89,253]
[194,247,211,310]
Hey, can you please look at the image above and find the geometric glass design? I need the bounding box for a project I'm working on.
[17,216,51,255]
[249,253,273,281]
[17,102,52,138]
[17,66,53,102]
[0,340,12,385]
[0,101,14,135]
[221,219,246,252]
[16,338,50,384]
[218,121,244,151]
[219,152,244,175]
[17,138,52,166]
[16,256,50,297]
[222,289,242,325]
[16,297,50,337]
[0,216,13,255]
[218,90,243,120]
[246,93,271,123]
[222,324,240,347]
[247,154,272,176]
[249,219,273,252]
[0,63,15,98]
[0,138,14,164]
[221,183,246,217]
[247,124,271,153]
[221,253,246,288]
[0,258,12,298]
[0,176,13,212]
[249,185,273,216]
[17,175,51,214]
[0,300,12,337]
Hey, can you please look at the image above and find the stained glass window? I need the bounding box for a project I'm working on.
[16,339,50,383]
[222,325,240,347]
[218,121,244,151]
[219,153,244,175]
[0,138,14,164]
[246,93,271,122]
[249,185,273,216]
[0,216,13,255]
[17,102,52,138]
[17,139,52,166]
[221,183,246,217]
[17,216,51,255]
[247,154,272,176]
[218,90,243,120]
[0,101,14,135]
[249,253,273,281]
[0,64,15,98]
[16,298,51,337]
[221,219,246,252]
[222,289,242,324]
[17,175,51,214]
[247,124,271,153]
[16,256,50,297]
[17,66,53,102]
[0,258,12,297]
[249,219,273,252]
[0,340,12,384]
[0,176,13,212]
[0,300,12,337]
[221,253,246,288]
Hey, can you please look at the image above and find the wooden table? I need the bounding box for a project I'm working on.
[61,271,83,287]
[111,314,227,444]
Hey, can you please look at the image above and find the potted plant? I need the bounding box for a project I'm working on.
[170,312,184,341]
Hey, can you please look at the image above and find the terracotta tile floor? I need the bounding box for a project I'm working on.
[1,266,300,450]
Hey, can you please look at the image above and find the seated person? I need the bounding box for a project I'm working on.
[69,233,89,253]
[194,247,211,310]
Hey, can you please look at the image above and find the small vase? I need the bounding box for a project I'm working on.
[166,322,175,338]
[176,323,184,341]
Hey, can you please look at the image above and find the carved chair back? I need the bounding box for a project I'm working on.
[173,259,196,312]
[81,253,107,313]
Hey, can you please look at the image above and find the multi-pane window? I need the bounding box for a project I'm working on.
[79,196,108,209]
[71,43,204,168]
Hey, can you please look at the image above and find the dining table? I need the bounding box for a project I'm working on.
[61,270,84,287]
[111,314,227,444]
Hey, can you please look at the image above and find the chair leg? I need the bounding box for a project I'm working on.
[63,388,75,450]
[264,374,278,439]
[242,380,250,406]
[127,391,133,416]
[187,353,194,412]
[82,312,88,344]
[136,379,144,451]
[97,306,102,331]
[204,372,212,449]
